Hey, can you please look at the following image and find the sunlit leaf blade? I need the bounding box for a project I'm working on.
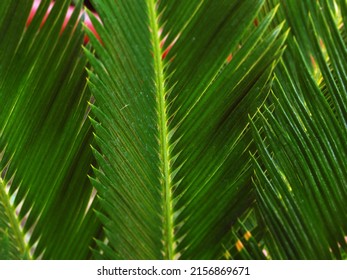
[0,0,100,259]
[252,0,347,259]
[87,0,285,259]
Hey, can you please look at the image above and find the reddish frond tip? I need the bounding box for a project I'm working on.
[253,18,259,27]
[26,0,102,45]
[162,34,180,60]
[161,47,170,60]
[83,11,102,44]
[27,0,54,28]
[226,53,233,63]
[26,0,41,27]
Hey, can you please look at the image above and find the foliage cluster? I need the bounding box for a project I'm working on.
[1,0,347,260]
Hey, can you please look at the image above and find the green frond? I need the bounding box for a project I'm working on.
[252,0,347,259]
[3,0,345,261]
[87,0,285,259]
[0,0,100,259]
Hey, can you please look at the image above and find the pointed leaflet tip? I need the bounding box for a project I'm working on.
[162,34,180,60]
[27,0,101,44]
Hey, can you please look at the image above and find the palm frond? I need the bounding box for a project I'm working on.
[0,0,100,259]
[4,0,345,261]
[252,0,347,259]
[87,0,286,259]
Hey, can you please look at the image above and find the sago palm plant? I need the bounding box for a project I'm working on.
[0,0,346,260]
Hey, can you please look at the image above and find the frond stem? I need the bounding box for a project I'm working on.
[147,0,175,259]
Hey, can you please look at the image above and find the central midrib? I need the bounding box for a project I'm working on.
[147,0,175,260]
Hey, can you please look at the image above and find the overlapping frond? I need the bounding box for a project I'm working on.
[252,0,347,259]
[3,0,345,261]
[0,0,100,259]
[87,0,285,259]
